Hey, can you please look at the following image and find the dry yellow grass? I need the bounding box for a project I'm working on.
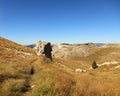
[82,47,120,64]
[0,37,35,54]
[0,37,120,96]
[23,56,120,96]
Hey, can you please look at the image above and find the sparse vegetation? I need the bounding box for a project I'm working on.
[0,37,120,96]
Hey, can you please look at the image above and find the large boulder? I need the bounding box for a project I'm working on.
[34,41,48,55]
[34,41,52,61]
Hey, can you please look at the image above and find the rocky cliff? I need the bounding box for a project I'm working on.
[33,41,99,58]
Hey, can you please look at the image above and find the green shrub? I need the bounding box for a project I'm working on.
[92,61,98,69]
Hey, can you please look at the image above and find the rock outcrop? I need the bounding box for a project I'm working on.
[34,41,98,58]
[34,41,48,55]
[34,41,52,60]
[52,43,98,58]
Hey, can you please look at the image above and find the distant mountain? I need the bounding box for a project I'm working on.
[95,43,106,46]
[26,44,35,48]
[60,43,106,46]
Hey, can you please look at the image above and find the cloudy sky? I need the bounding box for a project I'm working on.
[0,0,120,44]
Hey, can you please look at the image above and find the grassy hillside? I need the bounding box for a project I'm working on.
[81,47,120,65]
[0,37,120,96]
[0,37,35,53]
[0,37,37,96]
[24,57,120,96]
[0,37,36,63]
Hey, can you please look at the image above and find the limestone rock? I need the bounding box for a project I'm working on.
[34,41,98,58]
[75,68,86,73]
[34,41,48,55]
[52,43,98,58]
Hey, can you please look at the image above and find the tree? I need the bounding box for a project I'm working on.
[92,61,98,69]
[30,66,34,75]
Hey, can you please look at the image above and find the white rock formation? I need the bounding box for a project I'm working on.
[75,68,86,73]
[98,61,118,66]
[34,41,48,55]
[115,65,120,69]
[52,44,97,58]
[34,41,98,58]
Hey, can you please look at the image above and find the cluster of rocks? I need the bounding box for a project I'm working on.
[75,68,86,73]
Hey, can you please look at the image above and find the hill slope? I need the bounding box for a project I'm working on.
[0,37,37,96]
[0,37,120,96]
[0,37,36,63]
